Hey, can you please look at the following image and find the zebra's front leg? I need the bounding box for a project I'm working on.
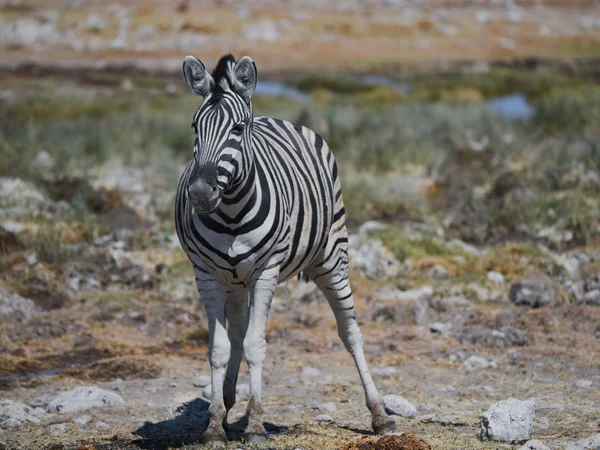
[223,287,249,429]
[198,278,230,445]
[242,267,278,443]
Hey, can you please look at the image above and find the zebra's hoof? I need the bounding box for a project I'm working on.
[243,432,268,444]
[201,429,228,446]
[373,417,397,435]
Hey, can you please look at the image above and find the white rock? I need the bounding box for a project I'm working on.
[574,379,593,389]
[0,287,40,321]
[0,400,45,427]
[202,384,211,399]
[236,383,250,400]
[536,415,550,430]
[135,24,156,39]
[357,220,388,237]
[314,413,333,424]
[565,434,600,450]
[73,415,92,427]
[383,395,417,418]
[31,150,55,171]
[487,271,506,288]
[460,355,492,372]
[475,10,493,24]
[301,367,322,380]
[314,402,336,413]
[46,423,70,435]
[193,375,211,387]
[518,440,550,450]
[46,386,125,414]
[478,398,536,443]
[85,14,106,32]
[506,9,522,23]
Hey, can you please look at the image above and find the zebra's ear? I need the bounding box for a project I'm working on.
[232,56,257,101]
[183,55,214,97]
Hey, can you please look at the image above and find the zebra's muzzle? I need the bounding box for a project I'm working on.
[187,178,221,214]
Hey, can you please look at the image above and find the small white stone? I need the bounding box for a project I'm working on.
[518,440,551,450]
[193,375,211,387]
[487,271,506,288]
[574,379,593,389]
[383,395,417,418]
[313,402,336,413]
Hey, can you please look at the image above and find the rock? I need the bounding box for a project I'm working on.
[192,375,211,387]
[427,264,448,280]
[460,355,494,372]
[456,326,529,348]
[314,414,333,424]
[383,395,417,418]
[85,14,106,32]
[0,401,45,427]
[429,322,452,337]
[202,384,211,399]
[46,386,125,414]
[475,10,493,24]
[517,440,550,450]
[487,271,506,288]
[244,19,280,43]
[581,289,600,306]
[135,24,156,39]
[509,276,557,308]
[37,10,60,24]
[419,413,466,426]
[506,9,522,23]
[348,238,400,279]
[0,287,40,321]
[236,383,250,400]
[478,398,536,443]
[46,423,70,435]
[536,415,550,430]
[573,379,593,389]
[373,367,397,376]
[73,415,91,427]
[357,220,388,237]
[314,402,336,413]
[301,366,322,380]
[564,434,600,450]
[0,177,47,218]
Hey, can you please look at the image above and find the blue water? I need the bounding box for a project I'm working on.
[485,93,534,120]
[0,369,62,382]
[363,75,414,94]
[254,81,309,100]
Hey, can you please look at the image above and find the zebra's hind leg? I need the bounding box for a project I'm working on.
[223,288,249,430]
[304,258,396,435]
[197,276,230,445]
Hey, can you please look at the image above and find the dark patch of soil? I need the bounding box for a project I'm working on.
[85,357,161,381]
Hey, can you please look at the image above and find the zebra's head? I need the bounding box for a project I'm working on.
[182,54,257,215]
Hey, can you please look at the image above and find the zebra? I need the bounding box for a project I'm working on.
[175,53,396,444]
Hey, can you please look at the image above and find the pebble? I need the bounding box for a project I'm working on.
[46,386,125,414]
[565,434,600,450]
[313,402,336,413]
[72,415,91,427]
[0,401,45,427]
[383,395,417,418]
[536,415,550,430]
[301,366,322,380]
[459,355,494,372]
[574,379,593,389]
[478,398,536,443]
[518,440,551,450]
[193,375,211,387]
[46,423,70,436]
[509,276,557,308]
[169,381,178,388]
[314,414,333,424]
[487,271,506,288]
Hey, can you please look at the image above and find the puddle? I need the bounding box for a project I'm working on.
[0,369,63,383]
[363,75,414,94]
[254,81,309,100]
[485,93,534,120]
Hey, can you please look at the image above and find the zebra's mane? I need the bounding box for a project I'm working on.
[210,54,237,98]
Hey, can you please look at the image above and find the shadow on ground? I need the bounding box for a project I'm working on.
[132,398,288,449]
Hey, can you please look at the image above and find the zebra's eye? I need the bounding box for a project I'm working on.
[231,122,245,135]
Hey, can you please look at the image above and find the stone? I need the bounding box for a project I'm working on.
[509,276,557,308]
[487,271,506,288]
[202,384,211,399]
[301,366,322,380]
[383,395,417,418]
[573,379,593,389]
[427,264,448,280]
[73,415,92,427]
[135,24,156,39]
[460,355,493,372]
[478,398,536,443]
[581,289,600,306]
[0,400,45,427]
[564,434,600,450]
[46,386,125,414]
[456,326,529,348]
[85,14,106,32]
[314,414,333,424]
[348,238,400,279]
[236,383,250,400]
[314,402,336,413]
[193,375,211,387]
[517,440,550,450]
[474,10,493,24]
[0,287,40,321]
[357,220,388,237]
[536,415,550,430]
[46,423,70,435]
